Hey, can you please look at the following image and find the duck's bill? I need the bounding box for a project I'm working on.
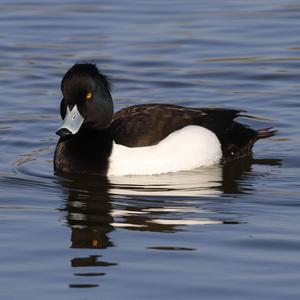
[56,105,84,137]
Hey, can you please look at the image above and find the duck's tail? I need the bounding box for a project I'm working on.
[256,127,278,140]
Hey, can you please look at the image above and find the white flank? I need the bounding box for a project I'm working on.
[107,125,222,176]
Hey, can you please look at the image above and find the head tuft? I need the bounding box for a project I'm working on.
[61,63,112,94]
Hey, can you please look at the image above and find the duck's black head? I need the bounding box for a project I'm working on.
[56,64,113,137]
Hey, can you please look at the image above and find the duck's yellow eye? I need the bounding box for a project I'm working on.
[86,92,92,100]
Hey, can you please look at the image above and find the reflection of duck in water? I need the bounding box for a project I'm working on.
[59,176,114,249]
[52,150,281,290]
[54,64,277,176]
[109,156,281,197]
[221,156,281,194]
[55,155,280,285]
[58,176,116,284]
[57,156,281,241]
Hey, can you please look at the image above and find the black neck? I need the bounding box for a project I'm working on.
[55,128,113,176]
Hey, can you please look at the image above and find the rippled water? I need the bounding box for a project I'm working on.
[0,1,300,299]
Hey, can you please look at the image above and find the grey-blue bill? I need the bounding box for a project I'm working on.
[56,105,84,137]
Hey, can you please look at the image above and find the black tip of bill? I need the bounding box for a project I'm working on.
[56,128,72,137]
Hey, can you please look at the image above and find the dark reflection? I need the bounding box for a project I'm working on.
[71,255,117,268]
[58,174,114,249]
[147,246,196,251]
[55,155,281,287]
[56,155,282,236]
[74,272,105,277]
[222,156,281,194]
[57,174,117,281]
[69,284,99,289]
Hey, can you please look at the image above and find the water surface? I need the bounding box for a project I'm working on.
[0,1,300,299]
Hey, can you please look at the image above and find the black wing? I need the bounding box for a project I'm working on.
[110,104,242,147]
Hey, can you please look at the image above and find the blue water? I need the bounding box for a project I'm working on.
[0,1,300,299]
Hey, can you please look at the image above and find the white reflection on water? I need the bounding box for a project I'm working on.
[109,165,223,197]
[107,166,224,229]
[150,219,222,225]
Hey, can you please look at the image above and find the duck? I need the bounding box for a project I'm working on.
[54,63,277,176]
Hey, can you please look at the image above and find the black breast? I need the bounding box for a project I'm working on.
[54,129,113,176]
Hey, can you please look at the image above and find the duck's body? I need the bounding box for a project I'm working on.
[54,64,276,176]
